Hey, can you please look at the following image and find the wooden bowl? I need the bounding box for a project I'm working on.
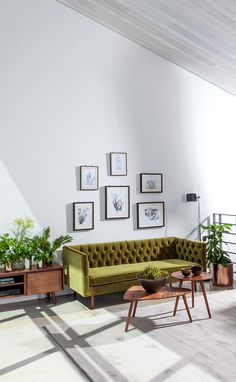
[191,265,203,276]
[138,276,168,293]
[181,268,191,277]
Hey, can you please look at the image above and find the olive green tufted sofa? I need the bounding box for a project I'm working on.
[63,237,206,308]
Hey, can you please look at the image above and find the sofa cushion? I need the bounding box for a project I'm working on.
[88,259,196,286]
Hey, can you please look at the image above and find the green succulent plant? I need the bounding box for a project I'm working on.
[140,265,169,280]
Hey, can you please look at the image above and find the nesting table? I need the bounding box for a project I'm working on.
[123,285,192,332]
[171,271,213,319]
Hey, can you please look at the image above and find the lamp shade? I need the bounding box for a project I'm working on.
[186,193,197,202]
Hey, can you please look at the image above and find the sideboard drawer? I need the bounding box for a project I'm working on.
[26,270,63,295]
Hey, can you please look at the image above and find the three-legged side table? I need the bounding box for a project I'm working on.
[171,271,213,319]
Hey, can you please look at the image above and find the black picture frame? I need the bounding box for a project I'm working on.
[80,166,99,190]
[140,173,163,193]
[73,202,94,231]
[105,185,130,219]
[137,202,165,229]
[110,152,127,176]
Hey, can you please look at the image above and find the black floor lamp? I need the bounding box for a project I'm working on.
[186,193,201,241]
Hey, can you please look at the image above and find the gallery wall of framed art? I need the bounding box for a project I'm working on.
[73,152,165,233]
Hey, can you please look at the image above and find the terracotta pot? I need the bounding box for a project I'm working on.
[211,263,233,287]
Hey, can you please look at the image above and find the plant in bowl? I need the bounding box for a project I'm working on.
[138,265,169,293]
[32,227,72,268]
[201,223,233,286]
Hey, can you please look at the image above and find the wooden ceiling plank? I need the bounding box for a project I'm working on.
[57,0,236,95]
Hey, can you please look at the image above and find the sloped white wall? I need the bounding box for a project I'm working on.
[1,0,236,246]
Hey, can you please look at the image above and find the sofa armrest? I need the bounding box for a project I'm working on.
[174,238,206,271]
[62,246,90,297]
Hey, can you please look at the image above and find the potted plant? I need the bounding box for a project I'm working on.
[0,234,18,271]
[32,227,72,268]
[11,217,34,269]
[201,223,233,286]
[138,265,169,293]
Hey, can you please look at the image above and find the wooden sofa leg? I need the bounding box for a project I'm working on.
[73,291,77,300]
[91,296,95,309]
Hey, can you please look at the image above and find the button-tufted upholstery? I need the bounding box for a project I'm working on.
[70,237,177,268]
[63,237,206,301]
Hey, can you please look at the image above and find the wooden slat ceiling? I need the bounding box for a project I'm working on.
[57,0,236,96]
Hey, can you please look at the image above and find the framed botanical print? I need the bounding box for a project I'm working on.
[137,202,165,229]
[80,166,99,190]
[140,173,163,193]
[73,202,94,231]
[105,186,130,219]
[110,152,127,176]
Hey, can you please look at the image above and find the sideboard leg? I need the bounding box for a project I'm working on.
[91,296,95,309]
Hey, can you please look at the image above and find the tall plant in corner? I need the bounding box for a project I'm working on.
[201,223,233,287]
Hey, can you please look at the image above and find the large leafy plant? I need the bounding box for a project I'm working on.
[32,227,72,264]
[201,223,232,267]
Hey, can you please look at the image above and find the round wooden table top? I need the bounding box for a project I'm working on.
[171,271,213,282]
[123,285,191,301]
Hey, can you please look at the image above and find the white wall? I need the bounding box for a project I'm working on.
[1,0,236,245]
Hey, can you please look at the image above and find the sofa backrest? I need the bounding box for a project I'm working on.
[70,237,177,268]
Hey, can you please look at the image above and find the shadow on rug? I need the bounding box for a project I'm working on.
[45,289,236,382]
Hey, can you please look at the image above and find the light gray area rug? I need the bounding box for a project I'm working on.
[45,290,236,382]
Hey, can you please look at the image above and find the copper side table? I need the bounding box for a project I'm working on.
[123,285,192,332]
[171,271,213,319]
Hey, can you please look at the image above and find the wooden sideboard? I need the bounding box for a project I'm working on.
[0,263,64,303]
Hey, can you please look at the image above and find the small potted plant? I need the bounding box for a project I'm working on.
[0,234,18,272]
[138,265,169,293]
[32,227,72,268]
[201,223,233,286]
[11,217,34,269]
